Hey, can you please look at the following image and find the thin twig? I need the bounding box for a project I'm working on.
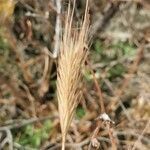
[115,47,144,99]
[0,115,56,131]
[86,60,105,113]
[88,121,101,150]
[21,83,36,117]
[111,46,144,116]
[0,129,13,150]
[106,122,117,150]
[53,0,62,58]
[38,47,52,98]
[87,61,117,149]
[14,142,37,150]
[90,2,121,37]
[132,120,150,150]
[49,137,110,150]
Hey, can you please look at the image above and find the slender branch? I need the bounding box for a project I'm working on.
[88,121,101,150]
[132,120,150,150]
[86,60,105,113]
[115,47,144,99]
[106,122,117,150]
[90,2,121,37]
[53,0,62,58]
[112,46,144,110]
[0,115,56,131]
[0,129,13,150]
[49,137,110,150]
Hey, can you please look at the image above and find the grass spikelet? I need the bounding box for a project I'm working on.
[56,1,89,150]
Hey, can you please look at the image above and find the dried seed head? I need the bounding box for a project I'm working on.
[56,1,89,149]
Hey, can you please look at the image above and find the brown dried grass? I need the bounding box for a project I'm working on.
[56,1,89,150]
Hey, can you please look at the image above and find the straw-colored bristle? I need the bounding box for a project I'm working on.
[56,1,89,150]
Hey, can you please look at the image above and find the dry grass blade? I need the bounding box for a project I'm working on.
[56,1,89,150]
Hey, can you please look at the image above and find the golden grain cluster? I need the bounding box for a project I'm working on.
[56,1,89,149]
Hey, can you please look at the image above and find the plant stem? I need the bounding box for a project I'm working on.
[62,135,66,150]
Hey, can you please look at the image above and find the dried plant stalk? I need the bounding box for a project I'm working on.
[56,1,89,150]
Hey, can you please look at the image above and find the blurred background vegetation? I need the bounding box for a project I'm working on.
[0,0,150,149]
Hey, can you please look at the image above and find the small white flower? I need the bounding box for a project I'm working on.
[99,113,115,124]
